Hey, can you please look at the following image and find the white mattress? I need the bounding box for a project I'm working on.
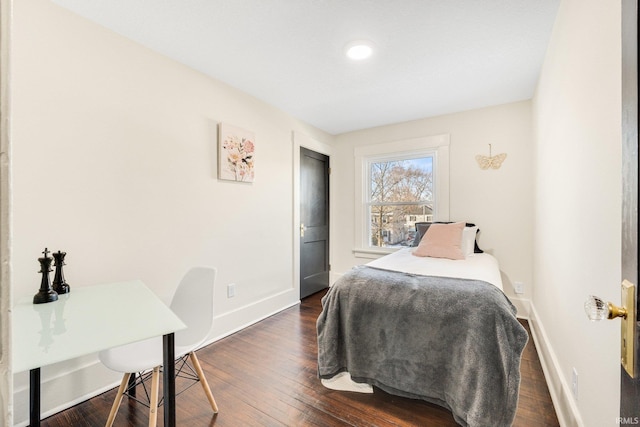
[366,248,504,291]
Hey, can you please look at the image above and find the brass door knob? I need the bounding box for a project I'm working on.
[584,295,628,320]
[584,280,636,378]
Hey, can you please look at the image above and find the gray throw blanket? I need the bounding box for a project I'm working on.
[316,266,528,427]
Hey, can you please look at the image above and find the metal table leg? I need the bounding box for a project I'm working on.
[163,333,176,427]
[29,368,41,427]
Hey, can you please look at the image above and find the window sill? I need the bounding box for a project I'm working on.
[352,247,398,259]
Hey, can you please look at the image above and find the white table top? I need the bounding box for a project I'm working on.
[12,280,186,373]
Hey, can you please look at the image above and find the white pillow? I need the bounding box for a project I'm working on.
[461,226,478,257]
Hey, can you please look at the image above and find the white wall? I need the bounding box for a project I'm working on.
[331,101,533,305]
[532,0,622,426]
[10,0,332,423]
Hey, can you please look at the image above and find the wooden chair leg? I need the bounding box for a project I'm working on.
[105,373,131,427]
[148,367,160,427]
[189,352,218,413]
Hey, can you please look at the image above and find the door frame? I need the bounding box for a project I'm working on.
[0,0,12,425]
[292,132,333,300]
[620,0,639,419]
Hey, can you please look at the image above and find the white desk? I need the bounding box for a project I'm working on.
[12,280,186,426]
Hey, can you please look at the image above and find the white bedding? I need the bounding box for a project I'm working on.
[366,248,504,291]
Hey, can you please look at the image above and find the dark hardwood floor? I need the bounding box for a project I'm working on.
[41,290,559,426]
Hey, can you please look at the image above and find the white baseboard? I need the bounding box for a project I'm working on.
[499,296,584,426]
[207,289,299,344]
[509,296,531,319]
[527,303,585,427]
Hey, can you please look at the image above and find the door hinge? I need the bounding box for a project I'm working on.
[328,167,332,175]
[329,264,331,271]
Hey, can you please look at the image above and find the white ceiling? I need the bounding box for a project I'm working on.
[52,0,560,135]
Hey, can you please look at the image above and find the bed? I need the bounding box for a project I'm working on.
[316,222,528,427]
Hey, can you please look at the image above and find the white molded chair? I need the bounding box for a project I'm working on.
[99,267,219,427]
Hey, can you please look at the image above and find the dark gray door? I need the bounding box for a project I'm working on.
[300,147,330,299]
[620,0,639,418]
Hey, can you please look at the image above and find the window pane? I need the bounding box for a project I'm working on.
[370,204,433,247]
[370,157,433,203]
[368,156,434,247]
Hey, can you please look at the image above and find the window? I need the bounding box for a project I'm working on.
[368,155,434,248]
[354,134,449,257]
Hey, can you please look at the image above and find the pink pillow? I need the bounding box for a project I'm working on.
[413,222,465,260]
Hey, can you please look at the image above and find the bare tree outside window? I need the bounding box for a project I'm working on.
[369,157,434,247]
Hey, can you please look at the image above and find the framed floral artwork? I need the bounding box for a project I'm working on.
[218,123,255,182]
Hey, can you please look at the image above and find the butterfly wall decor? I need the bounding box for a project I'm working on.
[475,144,507,170]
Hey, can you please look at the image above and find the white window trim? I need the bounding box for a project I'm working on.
[353,134,450,258]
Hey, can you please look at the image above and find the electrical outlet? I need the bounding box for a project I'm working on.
[227,283,236,298]
[571,367,578,400]
[514,281,524,294]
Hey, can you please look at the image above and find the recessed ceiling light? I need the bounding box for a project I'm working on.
[345,40,375,60]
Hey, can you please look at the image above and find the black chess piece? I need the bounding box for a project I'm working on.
[33,248,58,304]
[52,250,70,294]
